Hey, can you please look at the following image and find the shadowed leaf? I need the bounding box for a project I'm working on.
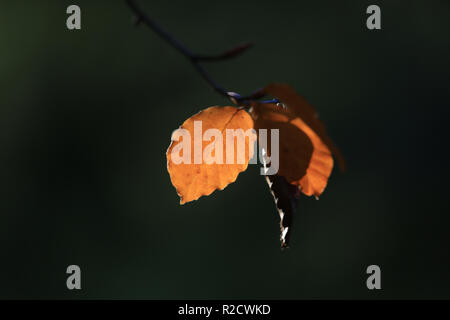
[263,83,345,172]
[265,174,300,248]
[251,102,333,197]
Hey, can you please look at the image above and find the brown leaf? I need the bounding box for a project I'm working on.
[263,83,345,172]
[251,102,333,197]
[167,106,256,204]
[265,174,300,248]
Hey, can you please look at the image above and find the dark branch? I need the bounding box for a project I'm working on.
[126,0,194,57]
[125,0,279,105]
[193,43,253,62]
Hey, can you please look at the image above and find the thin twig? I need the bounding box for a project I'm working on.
[125,0,278,105]
[193,43,253,62]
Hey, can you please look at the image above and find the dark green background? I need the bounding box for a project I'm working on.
[1,0,449,299]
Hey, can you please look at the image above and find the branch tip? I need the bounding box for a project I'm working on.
[125,0,274,106]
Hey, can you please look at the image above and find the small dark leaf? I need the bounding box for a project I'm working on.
[265,174,300,248]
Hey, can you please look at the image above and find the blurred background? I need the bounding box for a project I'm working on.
[1,0,450,299]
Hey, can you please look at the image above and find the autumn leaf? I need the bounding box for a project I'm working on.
[262,83,345,172]
[166,106,256,204]
[250,102,334,197]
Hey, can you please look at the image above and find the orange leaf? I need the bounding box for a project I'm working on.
[251,102,333,197]
[167,106,256,204]
[263,83,345,172]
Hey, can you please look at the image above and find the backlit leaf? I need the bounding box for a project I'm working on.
[263,83,345,172]
[167,106,256,204]
[251,102,334,197]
